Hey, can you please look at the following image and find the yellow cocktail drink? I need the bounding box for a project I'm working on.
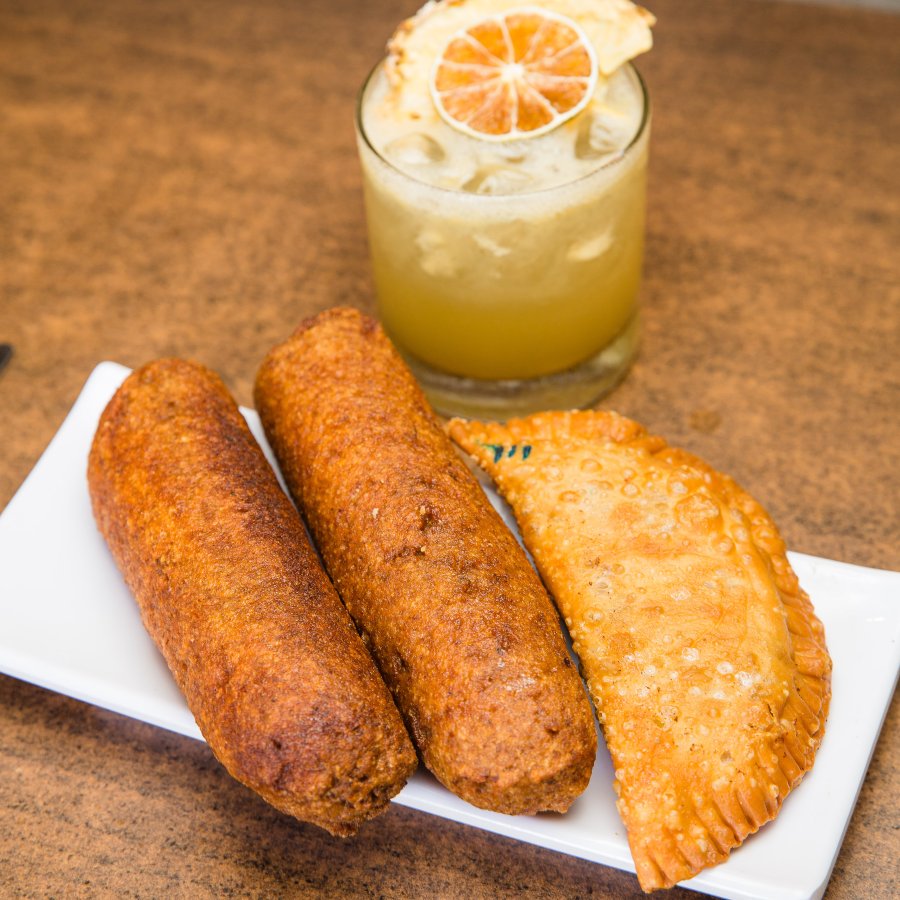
[355,0,654,416]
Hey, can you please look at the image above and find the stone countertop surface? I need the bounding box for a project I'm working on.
[1,0,897,896]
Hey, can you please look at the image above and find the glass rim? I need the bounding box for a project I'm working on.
[354,59,650,200]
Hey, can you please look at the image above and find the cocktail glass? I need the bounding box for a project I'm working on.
[356,61,650,419]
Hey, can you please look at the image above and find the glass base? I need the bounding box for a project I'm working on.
[401,314,639,420]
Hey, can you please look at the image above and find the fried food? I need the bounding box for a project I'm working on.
[254,308,597,815]
[88,359,417,836]
[449,410,832,891]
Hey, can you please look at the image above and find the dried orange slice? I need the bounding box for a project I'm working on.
[429,7,598,141]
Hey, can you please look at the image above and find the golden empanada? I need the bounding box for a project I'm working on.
[448,411,831,892]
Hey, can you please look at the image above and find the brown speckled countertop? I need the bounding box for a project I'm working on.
[1,0,898,896]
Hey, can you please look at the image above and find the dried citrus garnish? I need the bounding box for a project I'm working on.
[429,7,598,141]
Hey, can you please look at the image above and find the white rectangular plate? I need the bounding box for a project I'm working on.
[1,362,898,900]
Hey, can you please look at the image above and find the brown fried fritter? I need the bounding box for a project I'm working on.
[88,358,417,836]
[254,308,597,815]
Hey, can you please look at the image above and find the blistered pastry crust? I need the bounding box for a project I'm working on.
[449,410,831,892]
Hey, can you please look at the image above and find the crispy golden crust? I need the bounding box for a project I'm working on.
[88,359,417,836]
[449,410,831,891]
[254,308,597,815]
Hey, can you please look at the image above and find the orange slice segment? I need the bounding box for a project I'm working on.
[430,7,598,141]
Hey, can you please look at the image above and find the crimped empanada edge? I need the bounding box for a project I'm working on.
[447,411,832,892]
